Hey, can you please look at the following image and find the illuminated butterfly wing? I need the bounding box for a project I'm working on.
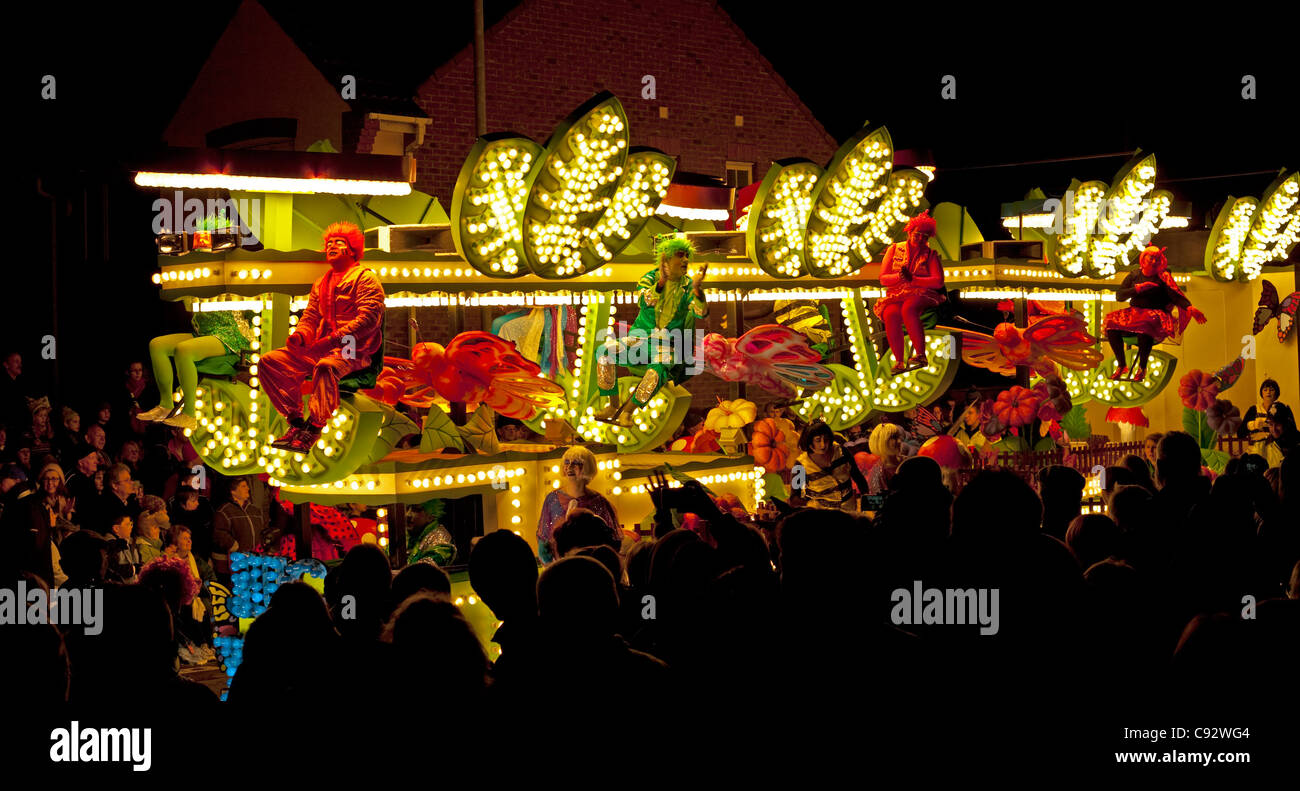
[207,581,233,624]
[1213,356,1245,390]
[943,328,1016,375]
[732,324,833,394]
[1277,291,1299,341]
[772,300,833,346]
[1022,314,1104,372]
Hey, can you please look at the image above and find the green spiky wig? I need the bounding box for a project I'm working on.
[656,236,695,262]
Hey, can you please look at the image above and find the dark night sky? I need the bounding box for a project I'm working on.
[13,0,1298,400]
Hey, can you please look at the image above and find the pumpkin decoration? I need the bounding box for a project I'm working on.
[917,435,965,470]
[992,386,1042,429]
[854,451,879,479]
[671,429,721,453]
[751,417,793,470]
[706,398,758,431]
[1178,370,1219,411]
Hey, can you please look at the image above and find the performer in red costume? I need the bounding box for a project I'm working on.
[874,211,946,374]
[262,223,385,452]
[1104,245,1206,382]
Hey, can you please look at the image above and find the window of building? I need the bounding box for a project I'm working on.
[725,161,753,189]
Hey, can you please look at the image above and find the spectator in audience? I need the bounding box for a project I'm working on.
[1065,513,1122,570]
[229,582,341,708]
[1038,465,1086,540]
[212,476,264,576]
[56,408,81,463]
[553,507,622,558]
[23,400,56,461]
[468,530,540,687]
[136,496,169,565]
[391,560,452,605]
[90,463,141,535]
[162,525,215,651]
[1143,432,1164,477]
[0,352,32,432]
[383,593,490,706]
[169,480,214,561]
[105,514,142,584]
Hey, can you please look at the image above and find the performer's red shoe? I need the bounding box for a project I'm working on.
[1110,366,1129,381]
[269,426,303,451]
[1131,366,1145,382]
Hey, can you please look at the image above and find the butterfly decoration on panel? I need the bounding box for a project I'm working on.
[939,313,1103,378]
[699,324,833,398]
[364,332,566,420]
[1252,280,1299,342]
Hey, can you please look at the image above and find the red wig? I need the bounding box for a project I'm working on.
[1138,245,1168,274]
[323,222,366,261]
[904,210,937,236]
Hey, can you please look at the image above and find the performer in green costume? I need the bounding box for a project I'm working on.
[596,237,708,427]
[138,309,256,430]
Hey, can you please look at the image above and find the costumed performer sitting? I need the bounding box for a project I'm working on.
[874,210,946,374]
[260,222,386,452]
[535,445,619,564]
[138,309,256,431]
[1104,245,1206,382]
[596,237,708,427]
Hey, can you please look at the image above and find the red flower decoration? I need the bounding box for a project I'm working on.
[993,386,1042,428]
[1178,370,1219,411]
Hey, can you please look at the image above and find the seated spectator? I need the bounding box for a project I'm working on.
[138,554,214,666]
[105,514,142,584]
[162,525,215,651]
[168,480,214,561]
[89,463,141,535]
[135,496,169,565]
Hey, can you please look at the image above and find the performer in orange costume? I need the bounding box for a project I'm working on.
[874,211,946,374]
[262,222,385,452]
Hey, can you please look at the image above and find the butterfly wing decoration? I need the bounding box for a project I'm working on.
[729,324,833,395]
[207,581,233,624]
[910,406,946,439]
[443,332,566,420]
[1213,356,1245,390]
[940,327,1017,375]
[1279,291,1299,341]
[1252,280,1279,336]
[1021,314,1104,372]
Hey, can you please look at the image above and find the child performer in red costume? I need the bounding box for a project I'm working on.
[1104,245,1206,382]
[263,222,385,452]
[874,211,946,374]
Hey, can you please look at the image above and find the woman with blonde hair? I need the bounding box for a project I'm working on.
[535,445,619,564]
[867,422,906,495]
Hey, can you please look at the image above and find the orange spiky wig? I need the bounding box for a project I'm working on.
[905,210,937,236]
[323,222,366,260]
[1139,245,1168,273]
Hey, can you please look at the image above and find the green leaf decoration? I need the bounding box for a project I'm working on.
[1059,350,1178,407]
[450,132,544,278]
[1205,171,1300,282]
[420,407,466,453]
[457,404,501,455]
[522,92,649,278]
[747,158,823,278]
[1182,406,1215,450]
[1200,447,1230,474]
[804,126,894,277]
[1060,404,1091,441]
[1045,152,1172,278]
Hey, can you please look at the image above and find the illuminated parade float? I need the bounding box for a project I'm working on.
[135,92,1299,664]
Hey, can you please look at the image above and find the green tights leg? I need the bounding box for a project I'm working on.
[149,333,227,416]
